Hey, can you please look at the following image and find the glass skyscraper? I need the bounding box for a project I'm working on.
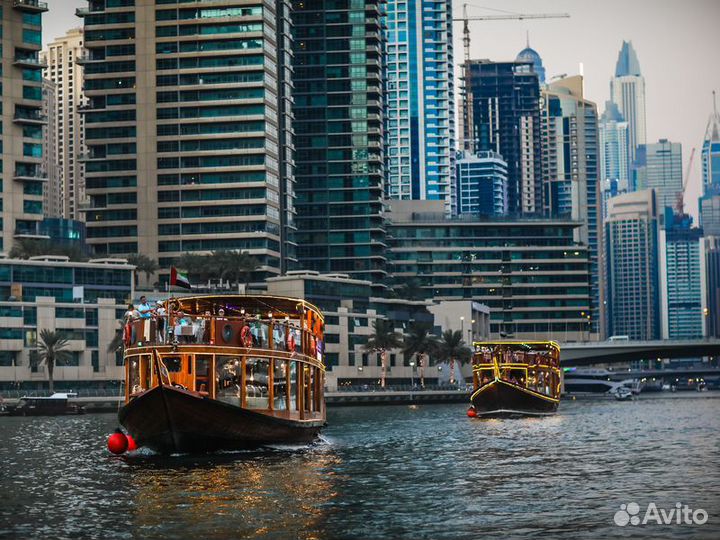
[384,0,455,212]
[291,0,387,288]
[78,0,295,284]
[605,189,660,340]
[598,100,629,194]
[633,139,683,211]
[455,151,507,216]
[610,41,646,169]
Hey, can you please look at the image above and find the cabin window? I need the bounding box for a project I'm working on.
[245,358,269,409]
[289,360,298,410]
[129,354,151,394]
[195,355,211,393]
[164,357,182,372]
[477,368,494,386]
[215,356,242,406]
[303,365,313,413]
[273,359,287,410]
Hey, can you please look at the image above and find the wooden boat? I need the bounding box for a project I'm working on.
[469,341,561,417]
[10,393,85,416]
[119,294,326,454]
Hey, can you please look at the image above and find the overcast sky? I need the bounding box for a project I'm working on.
[44,0,720,219]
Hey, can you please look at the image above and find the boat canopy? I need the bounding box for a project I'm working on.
[162,294,324,322]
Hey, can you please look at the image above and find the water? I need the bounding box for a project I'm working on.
[1,395,719,539]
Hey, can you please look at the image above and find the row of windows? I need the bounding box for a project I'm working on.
[158,220,279,236]
[157,120,264,137]
[156,21,262,37]
[157,137,265,153]
[158,237,278,253]
[156,35,262,55]
[157,52,263,70]
[157,104,264,119]
[157,155,265,169]
[157,70,264,86]
[157,87,264,103]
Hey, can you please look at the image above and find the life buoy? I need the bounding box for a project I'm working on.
[240,325,253,347]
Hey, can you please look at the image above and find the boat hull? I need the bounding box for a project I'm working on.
[471,380,559,417]
[119,385,324,454]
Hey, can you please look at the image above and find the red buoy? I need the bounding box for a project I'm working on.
[126,435,137,452]
[467,407,477,418]
[107,430,128,454]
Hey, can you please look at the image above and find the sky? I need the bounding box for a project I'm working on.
[44,0,720,219]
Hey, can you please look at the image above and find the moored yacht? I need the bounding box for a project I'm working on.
[562,367,640,396]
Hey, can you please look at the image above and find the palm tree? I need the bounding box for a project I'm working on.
[127,253,159,287]
[214,250,259,290]
[9,238,88,262]
[107,319,127,355]
[364,319,402,388]
[436,329,473,385]
[402,322,439,388]
[36,329,71,394]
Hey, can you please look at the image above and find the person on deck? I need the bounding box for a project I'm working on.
[137,296,153,319]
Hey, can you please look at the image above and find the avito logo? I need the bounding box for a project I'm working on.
[614,502,709,526]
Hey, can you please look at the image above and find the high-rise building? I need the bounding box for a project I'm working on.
[41,28,87,221]
[540,75,600,333]
[41,78,61,218]
[0,0,49,252]
[633,139,683,211]
[610,41,646,168]
[291,0,387,288]
[699,94,720,234]
[605,189,660,340]
[384,0,455,211]
[515,36,546,85]
[659,211,706,339]
[460,60,542,215]
[78,0,295,285]
[598,100,629,191]
[455,151,507,216]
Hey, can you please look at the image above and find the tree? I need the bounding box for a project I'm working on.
[436,329,473,385]
[402,322,439,388]
[36,329,72,394]
[364,319,403,388]
[127,253,159,287]
[9,239,88,262]
[214,250,259,290]
[107,319,127,355]
[394,277,426,301]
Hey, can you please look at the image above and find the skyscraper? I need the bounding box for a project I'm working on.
[659,211,706,339]
[699,93,720,234]
[455,151,508,216]
[540,75,600,334]
[41,77,60,218]
[610,41,646,168]
[78,0,295,284]
[605,189,660,340]
[384,0,455,211]
[0,0,49,252]
[291,0,387,288]
[460,60,542,215]
[633,139,683,211]
[41,28,87,222]
[598,100,629,193]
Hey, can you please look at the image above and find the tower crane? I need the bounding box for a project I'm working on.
[454,4,571,62]
[675,147,696,215]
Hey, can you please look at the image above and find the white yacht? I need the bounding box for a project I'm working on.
[562,368,641,397]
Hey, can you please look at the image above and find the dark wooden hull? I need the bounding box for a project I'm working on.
[471,380,559,417]
[118,385,324,454]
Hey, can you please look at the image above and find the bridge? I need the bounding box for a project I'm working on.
[558,339,720,366]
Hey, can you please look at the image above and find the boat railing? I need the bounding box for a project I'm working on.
[125,314,323,359]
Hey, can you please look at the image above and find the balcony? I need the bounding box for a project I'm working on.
[13,0,48,13]
[14,223,50,240]
[13,110,47,125]
[14,169,48,182]
[76,53,105,65]
[13,56,47,69]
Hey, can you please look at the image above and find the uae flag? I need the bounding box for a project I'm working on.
[170,267,192,290]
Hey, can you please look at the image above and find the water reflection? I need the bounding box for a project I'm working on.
[125,447,342,540]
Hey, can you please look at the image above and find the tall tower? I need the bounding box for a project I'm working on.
[41,78,60,218]
[605,189,660,340]
[0,0,49,252]
[598,101,629,192]
[41,28,87,222]
[78,0,295,285]
[633,139,682,211]
[460,60,542,215]
[515,34,546,85]
[610,41,646,169]
[384,0,455,213]
[292,0,387,289]
[540,75,600,335]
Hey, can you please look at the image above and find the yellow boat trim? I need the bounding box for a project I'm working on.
[470,378,560,403]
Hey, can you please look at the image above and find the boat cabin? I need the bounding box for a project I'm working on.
[123,295,325,422]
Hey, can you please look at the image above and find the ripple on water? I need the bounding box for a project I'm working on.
[1,397,719,539]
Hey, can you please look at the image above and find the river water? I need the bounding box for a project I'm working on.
[1,395,718,539]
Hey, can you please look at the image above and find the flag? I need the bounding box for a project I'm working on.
[170,267,192,290]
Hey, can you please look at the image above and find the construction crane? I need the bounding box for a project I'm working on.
[454,4,571,62]
[676,147,696,215]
